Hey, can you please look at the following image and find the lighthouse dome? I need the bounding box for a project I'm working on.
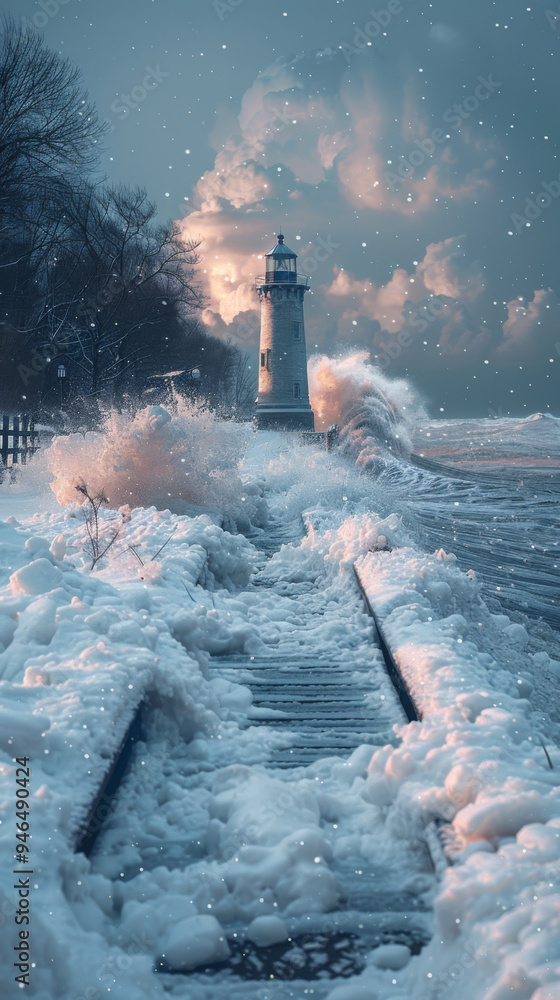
[265,234,297,258]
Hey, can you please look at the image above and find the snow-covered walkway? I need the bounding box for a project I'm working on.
[87,486,432,994]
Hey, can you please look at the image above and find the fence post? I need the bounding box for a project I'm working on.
[1,414,8,468]
[0,413,36,471]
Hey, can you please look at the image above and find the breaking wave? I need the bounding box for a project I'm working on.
[308,352,427,467]
[7,401,263,529]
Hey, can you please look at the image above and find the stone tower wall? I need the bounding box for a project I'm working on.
[257,285,311,405]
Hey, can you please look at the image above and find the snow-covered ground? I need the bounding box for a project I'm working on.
[0,405,559,999]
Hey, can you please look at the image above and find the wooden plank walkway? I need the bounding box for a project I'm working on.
[207,654,398,768]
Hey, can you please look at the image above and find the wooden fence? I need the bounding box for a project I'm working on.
[0,414,37,469]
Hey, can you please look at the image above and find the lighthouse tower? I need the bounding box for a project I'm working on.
[255,235,315,430]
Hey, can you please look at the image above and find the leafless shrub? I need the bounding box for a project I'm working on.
[75,480,125,569]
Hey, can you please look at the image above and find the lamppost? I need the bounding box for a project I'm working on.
[57,364,66,408]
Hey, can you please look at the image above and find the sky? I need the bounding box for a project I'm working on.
[7,0,560,417]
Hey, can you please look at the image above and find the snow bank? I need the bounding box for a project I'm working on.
[355,546,560,1000]
[0,502,266,995]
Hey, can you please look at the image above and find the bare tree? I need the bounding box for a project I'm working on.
[29,184,203,402]
[0,17,106,228]
[228,347,257,418]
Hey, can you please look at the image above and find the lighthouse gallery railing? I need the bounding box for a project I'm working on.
[255,273,310,288]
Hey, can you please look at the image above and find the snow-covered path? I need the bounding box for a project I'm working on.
[88,486,432,994]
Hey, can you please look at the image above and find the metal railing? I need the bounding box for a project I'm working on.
[255,273,310,288]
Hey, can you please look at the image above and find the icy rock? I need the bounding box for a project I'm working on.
[492,614,512,629]
[516,676,533,699]
[0,613,17,650]
[0,709,48,754]
[455,839,495,862]
[516,822,560,862]
[83,609,122,634]
[326,984,379,1000]
[15,597,57,645]
[50,534,67,560]
[455,790,556,841]
[10,558,63,596]
[162,914,230,970]
[246,916,288,947]
[503,623,529,649]
[370,942,411,970]
[24,536,51,555]
[108,619,149,646]
[445,764,479,809]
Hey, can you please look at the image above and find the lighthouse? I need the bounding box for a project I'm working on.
[255,235,315,430]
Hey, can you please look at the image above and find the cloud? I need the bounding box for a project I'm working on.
[326,265,416,334]
[322,236,486,353]
[417,236,484,301]
[497,290,559,363]
[195,153,271,212]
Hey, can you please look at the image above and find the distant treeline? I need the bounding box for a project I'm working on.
[0,18,254,426]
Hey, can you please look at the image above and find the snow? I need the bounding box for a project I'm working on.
[0,406,558,999]
[369,943,411,970]
[10,556,64,595]
[326,985,379,1000]
[355,538,560,999]
[246,915,289,946]
[162,914,231,970]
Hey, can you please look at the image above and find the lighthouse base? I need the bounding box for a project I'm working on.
[255,405,315,431]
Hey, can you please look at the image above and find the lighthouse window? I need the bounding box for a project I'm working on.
[292,322,301,340]
[293,381,301,400]
[260,352,265,367]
